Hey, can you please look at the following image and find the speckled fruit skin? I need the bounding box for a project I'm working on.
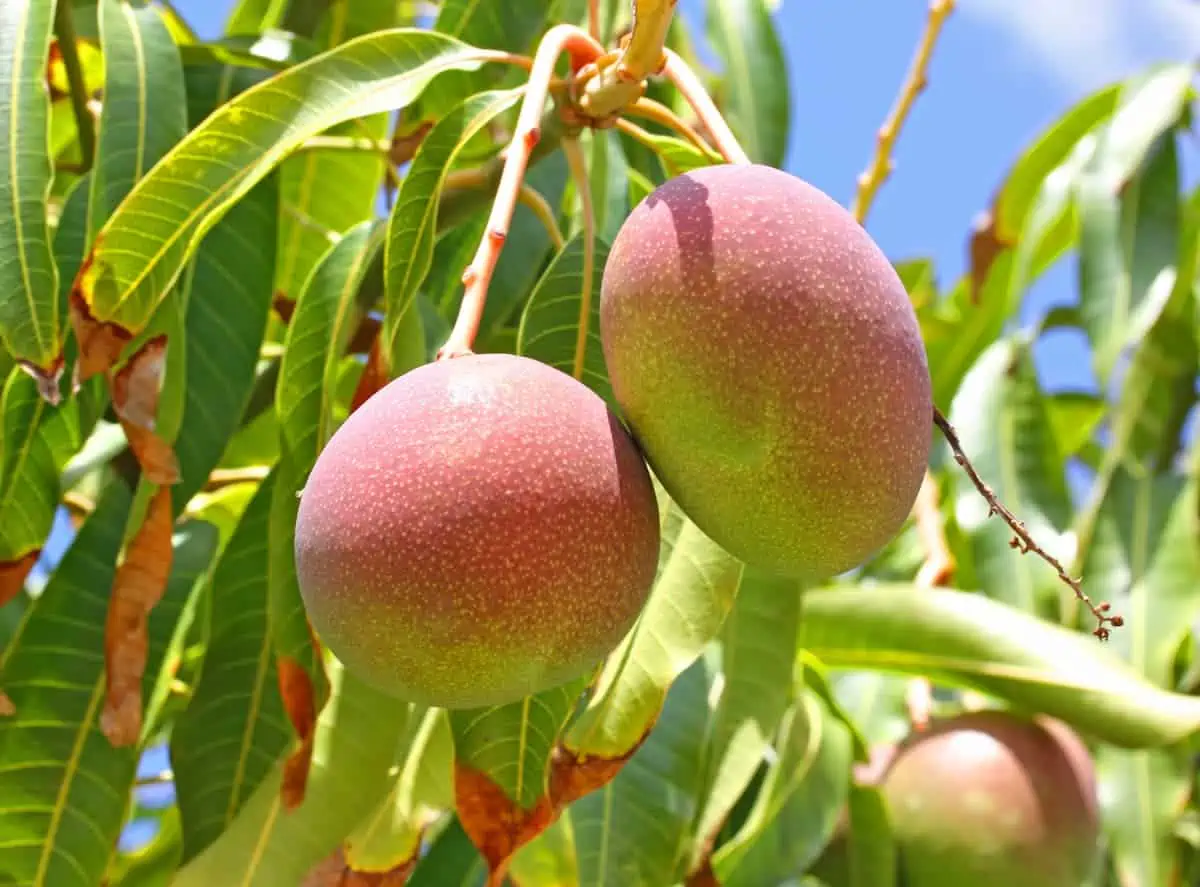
[293,353,661,710]
[881,710,1099,887]
[599,163,932,580]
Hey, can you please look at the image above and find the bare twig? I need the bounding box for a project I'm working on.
[934,409,1123,640]
[852,0,955,226]
[53,0,96,171]
[443,169,566,252]
[661,49,751,164]
[588,0,601,42]
[624,96,715,156]
[562,137,595,380]
[438,25,605,359]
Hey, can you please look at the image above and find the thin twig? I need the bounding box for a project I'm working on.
[588,0,601,42]
[661,49,751,164]
[934,409,1122,640]
[135,770,174,788]
[443,169,566,252]
[438,25,605,359]
[613,117,665,155]
[624,96,715,156]
[562,137,595,380]
[851,0,955,227]
[53,1,96,171]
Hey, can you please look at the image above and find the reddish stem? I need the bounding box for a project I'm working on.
[661,49,751,165]
[438,25,606,360]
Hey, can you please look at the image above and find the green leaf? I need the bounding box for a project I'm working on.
[0,482,133,887]
[223,0,288,35]
[571,655,717,886]
[171,59,279,508]
[508,815,580,887]
[799,584,1200,748]
[0,480,216,887]
[343,707,455,876]
[1078,445,1200,884]
[73,29,510,356]
[712,683,855,886]
[170,660,413,887]
[584,129,632,245]
[562,494,743,759]
[1096,745,1192,887]
[1101,163,1198,479]
[383,87,523,368]
[87,0,188,244]
[450,675,589,810]
[0,0,63,382]
[273,1,395,303]
[278,219,383,468]
[687,571,801,870]
[947,337,1072,618]
[1045,391,1107,460]
[705,0,790,167]
[843,784,898,887]
[0,369,84,565]
[990,82,1121,245]
[647,132,724,179]
[516,233,614,407]
[419,0,553,118]
[408,817,488,886]
[1077,71,1192,385]
[170,473,291,864]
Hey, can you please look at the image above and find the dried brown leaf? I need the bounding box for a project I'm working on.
[388,120,434,168]
[967,206,1012,304]
[111,334,180,485]
[350,339,387,413]
[0,550,40,608]
[69,251,134,384]
[0,691,13,716]
[684,861,721,887]
[101,485,175,746]
[302,847,348,887]
[16,358,64,406]
[546,735,646,808]
[278,654,320,810]
[454,762,557,887]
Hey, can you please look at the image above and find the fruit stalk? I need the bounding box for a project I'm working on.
[661,49,751,164]
[852,0,956,226]
[576,0,678,119]
[562,136,596,380]
[438,25,606,359]
[624,96,713,154]
[53,0,96,172]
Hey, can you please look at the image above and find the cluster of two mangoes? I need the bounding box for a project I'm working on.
[294,163,933,710]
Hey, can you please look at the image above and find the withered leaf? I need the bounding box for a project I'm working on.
[967,206,1011,304]
[0,550,40,609]
[278,653,320,810]
[0,691,13,717]
[101,485,175,746]
[17,358,64,406]
[454,761,556,887]
[111,334,181,485]
[547,732,648,808]
[350,339,387,414]
[69,254,134,385]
